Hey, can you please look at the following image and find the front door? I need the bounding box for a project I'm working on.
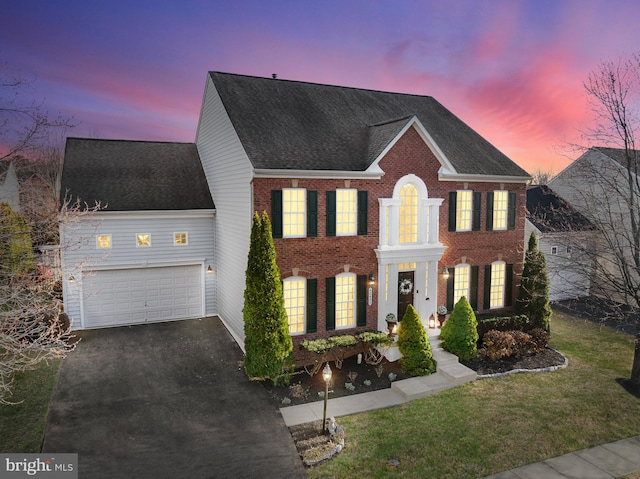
[398,271,415,320]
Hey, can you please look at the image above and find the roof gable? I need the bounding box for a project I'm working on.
[209,72,530,179]
[61,138,215,211]
[526,185,595,233]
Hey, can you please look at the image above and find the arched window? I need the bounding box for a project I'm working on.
[399,183,418,244]
[283,276,306,334]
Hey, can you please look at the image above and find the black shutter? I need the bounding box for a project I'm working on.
[470,266,479,310]
[508,192,517,230]
[486,191,494,231]
[307,191,318,237]
[448,192,457,231]
[357,191,368,235]
[446,268,455,310]
[505,264,514,306]
[326,191,336,236]
[271,190,283,238]
[357,275,367,326]
[325,277,335,330]
[472,192,482,231]
[483,265,492,310]
[306,279,317,333]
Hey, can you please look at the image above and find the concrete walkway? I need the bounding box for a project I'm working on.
[482,435,640,479]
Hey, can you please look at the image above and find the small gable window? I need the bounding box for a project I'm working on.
[96,235,112,249]
[174,232,188,246]
[136,234,151,247]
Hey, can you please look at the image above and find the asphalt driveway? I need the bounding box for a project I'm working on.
[42,317,306,478]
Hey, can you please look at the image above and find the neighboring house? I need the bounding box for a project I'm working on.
[60,139,216,329]
[0,161,20,213]
[60,72,531,360]
[525,185,597,302]
[549,146,640,306]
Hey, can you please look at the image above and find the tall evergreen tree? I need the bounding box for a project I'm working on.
[516,232,552,332]
[243,212,293,385]
[0,203,34,283]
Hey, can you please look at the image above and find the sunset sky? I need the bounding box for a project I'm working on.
[2,0,640,174]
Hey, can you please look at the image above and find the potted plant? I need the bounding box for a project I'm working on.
[437,305,447,328]
[385,313,398,336]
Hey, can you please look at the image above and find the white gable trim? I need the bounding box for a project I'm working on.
[91,209,216,220]
[438,171,531,183]
[367,116,458,175]
[253,168,383,179]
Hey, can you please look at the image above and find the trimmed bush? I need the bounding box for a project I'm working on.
[479,328,550,361]
[476,314,533,339]
[397,305,435,376]
[440,296,478,361]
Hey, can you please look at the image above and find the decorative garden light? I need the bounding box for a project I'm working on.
[322,362,332,432]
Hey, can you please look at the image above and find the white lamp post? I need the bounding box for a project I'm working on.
[322,362,332,432]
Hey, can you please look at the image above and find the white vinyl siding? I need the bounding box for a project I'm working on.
[60,211,215,329]
[195,76,254,349]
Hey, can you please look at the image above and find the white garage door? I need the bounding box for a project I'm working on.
[83,265,203,328]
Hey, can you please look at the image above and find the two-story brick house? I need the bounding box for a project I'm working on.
[196,72,530,356]
[60,72,530,363]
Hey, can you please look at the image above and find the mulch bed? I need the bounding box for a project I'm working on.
[261,355,410,407]
[460,347,566,376]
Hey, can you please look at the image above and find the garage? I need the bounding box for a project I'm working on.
[82,265,203,328]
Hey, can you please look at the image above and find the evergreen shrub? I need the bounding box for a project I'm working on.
[440,296,478,360]
[397,305,435,376]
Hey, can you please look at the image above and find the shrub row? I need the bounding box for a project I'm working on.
[476,314,536,339]
[478,328,550,361]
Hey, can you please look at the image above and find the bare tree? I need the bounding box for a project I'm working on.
[529,167,555,186]
[550,54,640,386]
[0,67,86,403]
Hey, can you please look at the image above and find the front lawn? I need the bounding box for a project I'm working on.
[307,310,640,479]
[0,359,61,453]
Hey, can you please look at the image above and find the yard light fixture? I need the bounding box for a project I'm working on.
[322,362,332,432]
[368,273,375,285]
[68,275,75,283]
[207,265,213,274]
[441,266,450,281]
[428,315,436,329]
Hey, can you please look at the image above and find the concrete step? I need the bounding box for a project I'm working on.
[391,372,453,401]
[438,361,477,385]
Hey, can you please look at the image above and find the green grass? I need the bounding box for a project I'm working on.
[307,310,640,479]
[0,359,61,453]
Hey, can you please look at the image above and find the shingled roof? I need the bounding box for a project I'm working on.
[526,185,595,233]
[592,147,640,169]
[210,72,530,177]
[61,138,214,211]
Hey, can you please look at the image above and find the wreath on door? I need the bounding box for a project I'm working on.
[399,278,413,295]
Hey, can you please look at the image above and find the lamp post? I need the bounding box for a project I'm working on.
[322,362,332,432]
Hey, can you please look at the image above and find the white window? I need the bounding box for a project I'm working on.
[399,183,418,244]
[283,188,306,238]
[283,277,306,335]
[136,234,151,247]
[335,273,356,329]
[336,189,357,236]
[566,245,572,254]
[96,235,112,249]
[456,190,472,231]
[174,232,188,246]
[493,190,508,230]
[490,261,506,309]
[453,264,471,306]
[551,246,558,255]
